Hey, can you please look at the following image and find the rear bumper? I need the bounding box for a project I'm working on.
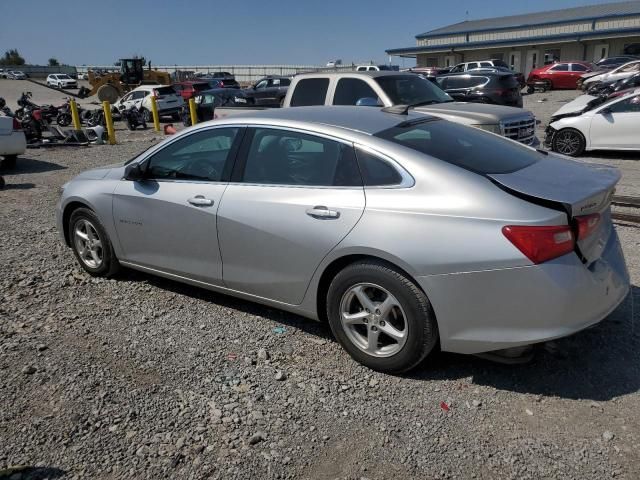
[157,106,182,116]
[0,131,27,156]
[417,229,629,354]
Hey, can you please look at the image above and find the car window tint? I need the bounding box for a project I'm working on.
[146,128,238,181]
[480,62,492,67]
[333,78,380,105]
[242,128,361,186]
[620,62,640,72]
[280,78,291,86]
[607,94,640,113]
[550,64,569,71]
[375,119,540,175]
[290,78,330,106]
[256,80,268,89]
[355,149,402,186]
[571,64,588,72]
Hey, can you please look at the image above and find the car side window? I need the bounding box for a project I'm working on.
[355,148,403,186]
[241,128,361,187]
[620,63,640,72]
[571,64,588,72]
[281,78,291,86]
[132,91,145,100]
[145,128,239,181]
[550,64,569,71]
[449,65,463,73]
[290,78,330,106]
[333,78,380,105]
[256,80,268,89]
[272,79,281,86]
[480,62,492,67]
[607,95,640,113]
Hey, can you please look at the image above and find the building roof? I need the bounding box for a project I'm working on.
[418,0,640,38]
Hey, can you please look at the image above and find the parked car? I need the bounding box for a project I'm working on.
[581,60,640,91]
[57,106,629,373]
[546,91,640,156]
[355,65,397,72]
[436,71,523,107]
[326,59,342,67]
[181,88,256,125]
[7,70,27,80]
[0,69,7,78]
[448,59,510,73]
[112,85,184,121]
[594,55,638,71]
[280,71,538,146]
[46,74,78,89]
[244,76,291,106]
[173,81,213,101]
[0,115,26,169]
[406,66,451,83]
[467,66,526,88]
[588,72,640,96]
[527,61,593,90]
[208,72,240,89]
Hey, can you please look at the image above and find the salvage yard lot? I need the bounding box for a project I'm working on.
[1,81,640,479]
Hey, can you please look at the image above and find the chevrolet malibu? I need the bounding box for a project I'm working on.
[57,107,629,373]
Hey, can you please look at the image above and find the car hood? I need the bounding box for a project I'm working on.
[551,94,599,117]
[414,102,531,125]
[74,163,120,180]
[581,70,606,80]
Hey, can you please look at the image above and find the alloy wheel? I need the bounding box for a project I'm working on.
[554,130,582,155]
[73,219,104,269]
[339,283,408,357]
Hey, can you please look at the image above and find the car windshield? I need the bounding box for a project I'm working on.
[57,74,71,79]
[375,119,541,174]
[374,75,453,105]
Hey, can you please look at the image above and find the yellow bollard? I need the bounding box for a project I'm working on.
[69,99,82,131]
[102,101,116,145]
[188,98,198,126]
[150,96,161,132]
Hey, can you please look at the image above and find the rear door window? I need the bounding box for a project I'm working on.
[355,149,403,186]
[550,64,569,71]
[333,78,380,105]
[241,128,361,186]
[375,119,540,174]
[290,78,330,106]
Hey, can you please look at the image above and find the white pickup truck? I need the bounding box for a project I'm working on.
[213,71,538,146]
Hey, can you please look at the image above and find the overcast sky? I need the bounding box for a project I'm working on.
[0,0,627,67]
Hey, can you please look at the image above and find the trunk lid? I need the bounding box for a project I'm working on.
[489,156,620,264]
[0,116,13,135]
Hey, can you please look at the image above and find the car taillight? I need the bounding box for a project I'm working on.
[574,213,601,240]
[12,117,22,130]
[502,225,575,264]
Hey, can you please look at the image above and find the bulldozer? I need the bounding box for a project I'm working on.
[79,58,171,102]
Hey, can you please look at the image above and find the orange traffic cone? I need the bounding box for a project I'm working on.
[164,124,177,135]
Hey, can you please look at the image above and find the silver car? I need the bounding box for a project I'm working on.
[57,106,630,373]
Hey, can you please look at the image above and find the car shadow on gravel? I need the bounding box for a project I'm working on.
[122,269,334,341]
[0,182,36,190]
[1,157,66,175]
[585,151,640,161]
[410,285,640,402]
[0,466,66,479]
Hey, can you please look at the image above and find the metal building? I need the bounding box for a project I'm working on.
[386,1,640,76]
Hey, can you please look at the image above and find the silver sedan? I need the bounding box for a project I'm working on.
[57,106,630,373]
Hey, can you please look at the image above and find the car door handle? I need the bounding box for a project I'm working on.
[306,206,340,219]
[188,195,214,207]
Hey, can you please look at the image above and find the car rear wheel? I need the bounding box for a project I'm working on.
[326,261,438,373]
[141,108,152,122]
[69,208,120,277]
[552,128,586,157]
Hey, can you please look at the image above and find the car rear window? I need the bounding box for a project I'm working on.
[290,78,330,106]
[375,75,452,105]
[193,83,210,92]
[375,119,540,175]
[154,86,177,95]
[496,75,519,88]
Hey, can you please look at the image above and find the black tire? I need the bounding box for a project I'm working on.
[57,113,71,127]
[0,176,4,189]
[551,128,586,157]
[126,118,136,131]
[141,108,152,123]
[172,113,181,121]
[526,85,535,94]
[326,261,438,373]
[1,155,17,170]
[68,207,120,277]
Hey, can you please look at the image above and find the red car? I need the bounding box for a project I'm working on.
[526,61,593,90]
[172,81,215,101]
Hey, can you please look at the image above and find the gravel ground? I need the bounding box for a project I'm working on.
[1,82,640,479]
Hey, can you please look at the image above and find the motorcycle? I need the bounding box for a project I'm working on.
[16,92,59,123]
[18,105,48,143]
[122,105,147,130]
[55,98,86,127]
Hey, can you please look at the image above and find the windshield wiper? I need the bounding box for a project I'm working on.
[381,99,447,115]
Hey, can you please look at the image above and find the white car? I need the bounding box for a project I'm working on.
[46,74,77,89]
[582,60,640,89]
[545,91,640,156]
[112,85,184,121]
[7,70,26,80]
[0,116,27,169]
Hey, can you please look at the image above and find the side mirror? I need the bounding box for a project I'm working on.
[355,97,380,107]
[124,162,145,181]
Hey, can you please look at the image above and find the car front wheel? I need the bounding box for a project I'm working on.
[327,261,438,373]
[552,128,586,156]
[141,108,152,122]
[69,208,119,277]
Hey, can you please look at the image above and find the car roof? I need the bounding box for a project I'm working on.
[206,105,433,135]
[200,88,242,95]
[295,71,413,79]
[441,70,514,77]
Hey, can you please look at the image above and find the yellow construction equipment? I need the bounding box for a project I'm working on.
[81,58,171,103]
